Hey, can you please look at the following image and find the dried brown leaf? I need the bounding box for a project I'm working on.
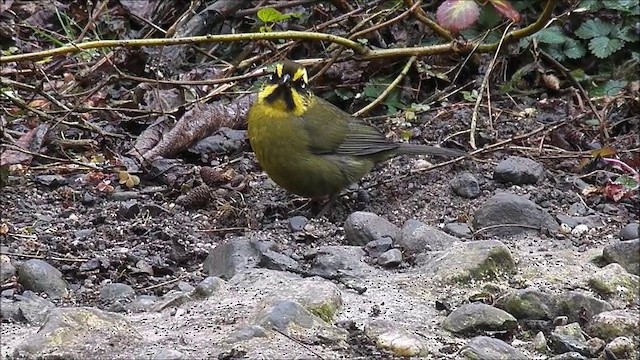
[141,94,256,160]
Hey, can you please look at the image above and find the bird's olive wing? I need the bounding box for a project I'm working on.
[303,97,398,156]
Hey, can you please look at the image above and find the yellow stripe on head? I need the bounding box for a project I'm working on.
[275,63,284,78]
[292,67,308,84]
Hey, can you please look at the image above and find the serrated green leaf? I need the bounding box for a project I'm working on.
[606,0,640,14]
[576,0,600,11]
[563,38,586,59]
[543,44,566,61]
[590,80,627,97]
[575,19,613,39]
[612,27,639,42]
[257,8,287,23]
[589,36,624,58]
[615,174,639,189]
[535,27,568,44]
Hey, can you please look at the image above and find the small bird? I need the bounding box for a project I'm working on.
[247,60,465,199]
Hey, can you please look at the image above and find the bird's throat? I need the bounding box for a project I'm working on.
[260,85,309,117]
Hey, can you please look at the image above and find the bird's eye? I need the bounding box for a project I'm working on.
[299,82,306,89]
[269,74,275,82]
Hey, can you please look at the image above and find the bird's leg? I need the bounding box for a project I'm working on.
[315,193,339,219]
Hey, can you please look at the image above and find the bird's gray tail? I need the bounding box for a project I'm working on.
[396,143,466,158]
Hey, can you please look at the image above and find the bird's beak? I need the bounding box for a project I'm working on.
[279,73,291,86]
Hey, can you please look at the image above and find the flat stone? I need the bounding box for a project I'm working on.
[472,193,559,236]
[418,240,516,283]
[344,212,400,246]
[17,259,68,299]
[451,172,481,198]
[586,309,640,341]
[493,156,545,184]
[442,302,518,334]
[12,307,141,359]
[495,288,557,320]
[202,238,263,280]
[602,239,640,275]
[377,249,402,268]
[398,219,460,255]
[460,336,528,359]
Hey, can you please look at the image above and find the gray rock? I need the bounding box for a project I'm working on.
[493,156,545,184]
[442,303,517,334]
[603,239,640,275]
[152,290,192,312]
[555,291,613,323]
[604,336,638,360]
[288,216,308,232]
[418,240,516,283]
[364,237,393,258]
[192,277,225,299]
[124,295,158,313]
[0,290,55,325]
[555,214,604,229]
[548,352,588,360]
[588,263,639,308]
[398,219,460,254]
[118,199,140,219]
[443,222,473,238]
[17,259,68,299]
[472,193,559,236]
[225,325,268,343]
[309,246,373,278]
[111,191,139,201]
[586,337,605,356]
[496,288,557,320]
[377,249,402,268]
[175,281,194,293]
[256,299,314,332]
[620,222,639,240]
[548,323,590,357]
[202,238,263,280]
[259,250,301,272]
[533,331,548,353]
[451,172,481,198]
[586,309,640,341]
[99,283,135,312]
[151,349,184,360]
[460,335,528,359]
[344,212,400,246]
[229,269,343,323]
[13,307,141,359]
[364,319,427,357]
[0,255,16,283]
[254,298,348,344]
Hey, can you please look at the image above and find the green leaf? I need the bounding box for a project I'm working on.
[257,8,287,23]
[612,27,639,42]
[632,52,640,62]
[543,44,566,61]
[575,19,613,39]
[615,174,639,189]
[589,36,624,58]
[535,27,568,44]
[590,80,627,97]
[576,0,600,10]
[563,38,586,59]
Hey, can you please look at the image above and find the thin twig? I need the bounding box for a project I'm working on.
[1,144,102,170]
[353,55,417,117]
[272,327,326,360]
[470,23,513,149]
[1,251,89,262]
